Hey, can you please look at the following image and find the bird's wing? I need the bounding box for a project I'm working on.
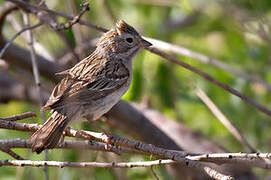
[76,58,130,101]
[42,54,129,110]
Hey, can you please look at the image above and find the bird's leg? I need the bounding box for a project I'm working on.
[85,115,113,150]
[58,126,71,147]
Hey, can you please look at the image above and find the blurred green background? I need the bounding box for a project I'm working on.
[1,0,271,179]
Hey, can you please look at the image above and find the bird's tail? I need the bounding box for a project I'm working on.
[30,111,69,154]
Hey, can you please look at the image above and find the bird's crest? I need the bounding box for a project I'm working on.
[115,20,139,36]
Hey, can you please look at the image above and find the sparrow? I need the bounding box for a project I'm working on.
[30,20,152,153]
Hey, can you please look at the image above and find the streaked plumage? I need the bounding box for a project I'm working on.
[30,20,152,153]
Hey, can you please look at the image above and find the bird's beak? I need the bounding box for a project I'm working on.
[140,38,152,48]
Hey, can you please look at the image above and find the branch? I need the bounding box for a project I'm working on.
[0,112,36,121]
[0,22,43,59]
[0,120,233,180]
[145,37,271,91]
[0,159,175,168]
[188,153,271,169]
[0,139,145,155]
[146,47,271,118]
[0,147,24,160]
[53,2,90,31]
[7,0,107,32]
[195,88,256,153]
[23,12,49,179]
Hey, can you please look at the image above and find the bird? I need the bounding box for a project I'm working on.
[30,20,152,153]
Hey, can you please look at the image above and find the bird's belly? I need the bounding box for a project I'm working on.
[84,82,131,120]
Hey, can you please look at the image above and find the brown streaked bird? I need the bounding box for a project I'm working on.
[30,20,152,153]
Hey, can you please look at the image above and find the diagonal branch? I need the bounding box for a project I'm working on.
[0,112,36,121]
[53,2,90,31]
[145,37,271,91]
[0,22,43,59]
[146,47,271,118]
[0,147,24,160]
[195,88,256,153]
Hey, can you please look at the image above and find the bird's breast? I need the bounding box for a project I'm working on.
[84,74,132,120]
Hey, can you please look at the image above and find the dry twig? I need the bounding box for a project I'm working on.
[0,139,145,155]
[195,88,256,153]
[23,12,48,180]
[0,147,24,160]
[146,47,271,118]
[53,2,90,31]
[0,112,36,121]
[145,37,271,91]
[0,22,43,59]
[0,159,175,168]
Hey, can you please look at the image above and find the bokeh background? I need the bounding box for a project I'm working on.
[1,0,271,179]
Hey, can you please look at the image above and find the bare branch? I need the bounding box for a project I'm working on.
[0,112,36,121]
[195,88,256,153]
[145,37,271,91]
[188,153,271,169]
[53,2,90,31]
[23,12,48,180]
[0,22,43,59]
[7,0,108,32]
[0,147,24,160]
[0,159,175,168]
[0,139,145,155]
[146,46,271,118]
[6,14,54,61]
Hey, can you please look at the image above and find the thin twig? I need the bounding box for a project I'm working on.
[188,152,271,169]
[0,147,24,160]
[146,46,271,118]
[145,37,271,91]
[7,0,108,32]
[6,14,54,61]
[195,88,257,153]
[23,13,48,180]
[0,112,36,121]
[35,2,81,63]
[54,2,90,31]
[0,159,175,168]
[0,22,43,59]
[150,165,160,180]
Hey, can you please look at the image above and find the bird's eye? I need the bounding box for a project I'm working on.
[126,37,133,43]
